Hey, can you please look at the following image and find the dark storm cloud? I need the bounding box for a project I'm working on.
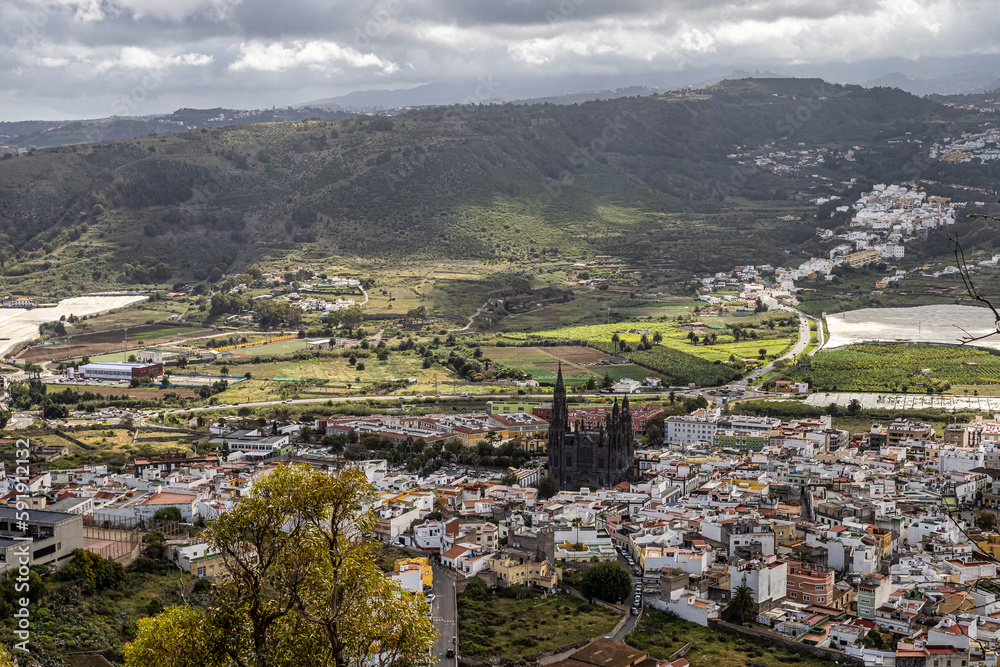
[0,0,998,120]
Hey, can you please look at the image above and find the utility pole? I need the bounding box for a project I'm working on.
[123,327,128,361]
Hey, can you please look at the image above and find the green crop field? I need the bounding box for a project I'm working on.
[504,315,797,364]
[783,343,1000,391]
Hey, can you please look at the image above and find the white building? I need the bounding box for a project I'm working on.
[729,557,787,610]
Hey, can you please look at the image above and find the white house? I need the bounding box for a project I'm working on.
[729,557,787,610]
[651,588,722,626]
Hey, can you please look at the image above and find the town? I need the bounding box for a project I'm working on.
[6,368,1000,667]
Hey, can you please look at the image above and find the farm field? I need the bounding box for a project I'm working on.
[231,338,312,356]
[22,323,215,363]
[483,346,652,385]
[496,313,798,386]
[220,352,459,395]
[503,315,797,363]
[783,343,1000,391]
[128,325,203,341]
[626,609,838,667]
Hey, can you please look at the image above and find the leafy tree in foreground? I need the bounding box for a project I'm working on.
[124,464,437,667]
[728,584,756,623]
[0,644,15,667]
[580,562,631,604]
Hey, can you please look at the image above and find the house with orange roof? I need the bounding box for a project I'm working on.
[137,489,200,521]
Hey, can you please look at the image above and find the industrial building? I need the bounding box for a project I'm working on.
[78,361,163,381]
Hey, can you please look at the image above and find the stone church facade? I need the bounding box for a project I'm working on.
[547,365,634,489]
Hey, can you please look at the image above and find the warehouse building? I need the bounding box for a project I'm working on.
[78,361,163,381]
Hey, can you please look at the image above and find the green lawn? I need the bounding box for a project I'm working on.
[458,588,620,660]
[626,610,839,667]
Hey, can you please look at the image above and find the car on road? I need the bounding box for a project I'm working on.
[445,649,455,659]
[425,593,436,603]
[460,392,469,397]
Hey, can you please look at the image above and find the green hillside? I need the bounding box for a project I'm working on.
[0,78,987,299]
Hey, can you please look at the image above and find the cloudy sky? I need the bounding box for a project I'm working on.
[2,0,999,120]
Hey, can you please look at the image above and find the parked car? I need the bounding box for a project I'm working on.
[446,649,455,659]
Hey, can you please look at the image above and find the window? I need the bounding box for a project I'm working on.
[197,566,206,577]
[803,595,810,602]
[817,597,825,603]
[789,592,796,598]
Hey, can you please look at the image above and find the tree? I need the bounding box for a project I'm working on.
[580,562,631,604]
[535,475,560,500]
[758,348,767,359]
[0,644,14,667]
[728,584,756,623]
[975,511,997,532]
[124,465,436,667]
[611,333,620,354]
[601,373,614,390]
[153,507,183,523]
[847,398,862,416]
[653,331,663,344]
[59,549,125,593]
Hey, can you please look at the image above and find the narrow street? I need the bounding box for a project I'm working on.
[429,561,459,666]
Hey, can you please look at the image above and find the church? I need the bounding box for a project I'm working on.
[546,365,634,489]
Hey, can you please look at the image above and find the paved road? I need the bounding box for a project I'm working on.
[429,562,458,666]
[740,307,814,389]
[5,413,34,430]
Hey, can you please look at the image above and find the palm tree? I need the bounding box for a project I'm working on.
[728,585,756,623]
[611,333,621,354]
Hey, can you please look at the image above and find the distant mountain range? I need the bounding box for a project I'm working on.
[294,70,794,111]
[0,106,354,150]
[862,71,1000,96]
[5,67,1000,154]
